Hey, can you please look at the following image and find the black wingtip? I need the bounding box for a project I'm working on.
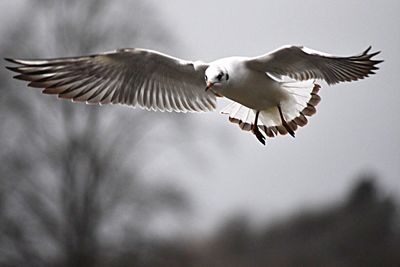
[4,58,20,64]
[368,50,381,58]
[363,46,372,55]
[5,66,19,72]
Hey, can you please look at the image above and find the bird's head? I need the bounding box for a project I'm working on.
[204,65,229,91]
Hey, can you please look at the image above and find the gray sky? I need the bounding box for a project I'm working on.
[1,0,399,234]
[145,0,400,232]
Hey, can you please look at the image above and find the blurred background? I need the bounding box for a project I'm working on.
[0,0,399,266]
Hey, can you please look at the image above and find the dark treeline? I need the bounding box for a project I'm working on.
[2,169,399,267]
[135,177,400,267]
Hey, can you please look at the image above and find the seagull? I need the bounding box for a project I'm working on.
[5,45,382,145]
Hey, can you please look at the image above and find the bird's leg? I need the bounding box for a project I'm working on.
[277,105,295,138]
[252,110,266,145]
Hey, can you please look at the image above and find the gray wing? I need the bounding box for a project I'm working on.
[5,48,216,112]
[246,45,382,85]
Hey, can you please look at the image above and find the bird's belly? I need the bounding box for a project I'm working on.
[218,76,287,110]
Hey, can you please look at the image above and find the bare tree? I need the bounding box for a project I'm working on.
[0,1,189,266]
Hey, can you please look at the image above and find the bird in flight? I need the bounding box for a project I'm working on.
[5,45,382,145]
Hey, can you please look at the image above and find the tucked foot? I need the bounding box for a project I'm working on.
[278,105,295,138]
[252,125,266,145]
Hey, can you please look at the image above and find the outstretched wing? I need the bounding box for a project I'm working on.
[5,48,216,113]
[247,45,382,85]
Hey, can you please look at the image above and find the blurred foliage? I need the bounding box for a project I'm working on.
[197,176,400,267]
[139,177,400,267]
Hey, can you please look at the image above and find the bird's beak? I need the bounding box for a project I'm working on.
[205,81,214,91]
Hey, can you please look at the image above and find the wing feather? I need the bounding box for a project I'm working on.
[247,46,382,85]
[5,48,216,112]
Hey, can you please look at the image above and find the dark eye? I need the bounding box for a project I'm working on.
[204,75,208,81]
[217,73,223,80]
[226,73,229,80]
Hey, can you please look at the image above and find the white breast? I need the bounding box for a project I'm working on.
[212,57,287,110]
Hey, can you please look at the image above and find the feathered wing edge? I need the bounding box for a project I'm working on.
[4,52,216,113]
[221,83,321,138]
[247,46,383,85]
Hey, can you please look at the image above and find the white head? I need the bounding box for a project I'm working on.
[204,65,229,91]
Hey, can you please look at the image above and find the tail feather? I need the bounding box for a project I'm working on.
[221,102,255,131]
[221,82,321,139]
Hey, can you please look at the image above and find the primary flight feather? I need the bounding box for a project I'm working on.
[5,45,382,145]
